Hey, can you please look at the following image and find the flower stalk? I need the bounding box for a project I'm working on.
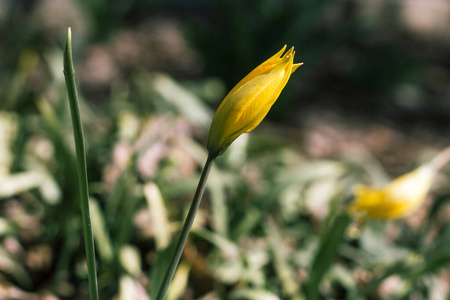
[156,154,215,300]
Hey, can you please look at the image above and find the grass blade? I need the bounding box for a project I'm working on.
[305,213,351,300]
[63,27,99,300]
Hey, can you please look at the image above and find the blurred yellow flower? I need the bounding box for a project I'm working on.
[348,165,435,219]
[207,46,302,157]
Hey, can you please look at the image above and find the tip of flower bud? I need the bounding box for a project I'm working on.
[282,47,294,59]
[270,46,288,62]
[291,62,303,73]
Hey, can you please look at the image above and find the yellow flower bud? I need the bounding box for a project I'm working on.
[348,165,435,219]
[207,46,302,157]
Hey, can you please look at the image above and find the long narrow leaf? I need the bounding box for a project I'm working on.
[306,213,351,300]
[63,27,99,300]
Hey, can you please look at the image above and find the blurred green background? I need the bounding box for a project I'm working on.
[1,0,450,299]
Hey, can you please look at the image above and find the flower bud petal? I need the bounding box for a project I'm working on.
[348,165,435,219]
[207,46,302,157]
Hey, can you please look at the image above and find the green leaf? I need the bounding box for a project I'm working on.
[266,218,303,299]
[90,198,114,263]
[149,242,176,299]
[305,213,352,300]
[144,182,171,250]
[0,246,33,289]
[149,72,213,129]
[120,245,142,277]
[229,289,281,300]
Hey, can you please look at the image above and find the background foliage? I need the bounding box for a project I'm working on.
[1,0,450,299]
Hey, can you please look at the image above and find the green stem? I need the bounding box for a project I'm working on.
[156,154,215,300]
[63,28,99,300]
